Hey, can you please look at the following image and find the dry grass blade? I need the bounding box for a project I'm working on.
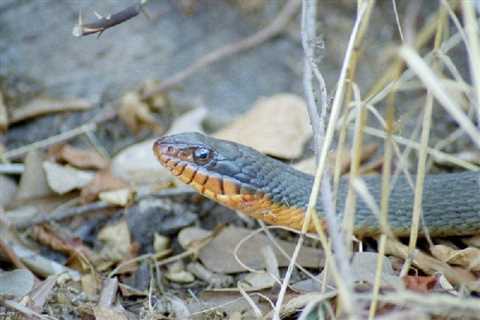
[399,46,480,148]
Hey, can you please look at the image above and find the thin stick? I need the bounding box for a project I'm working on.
[142,0,301,98]
[72,0,148,37]
[3,110,115,160]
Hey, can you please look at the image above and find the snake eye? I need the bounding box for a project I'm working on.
[193,147,212,163]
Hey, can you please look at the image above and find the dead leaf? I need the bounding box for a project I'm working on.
[0,269,35,298]
[384,238,478,290]
[165,262,195,283]
[31,224,94,269]
[0,175,17,208]
[15,151,52,201]
[153,233,170,253]
[178,226,323,274]
[118,91,162,133]
[111,138,171,185]
[80,171,128,203]
[241,271,275,291]
[10,97,92,124]
[50,144,109,170]
[431,244,480,271]
[296,252,402,293]
[0,90,8,132]
[98,220,131,262]
[43,161,95,194]
[93,306,128,320]
[213,94,312,159]
[81,273,100,297]
[99,188,133,206]
[403,275,438,293]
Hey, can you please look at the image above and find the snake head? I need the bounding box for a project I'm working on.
[153,132,259,199]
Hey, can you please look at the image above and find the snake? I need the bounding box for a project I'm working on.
[153,132,480,238]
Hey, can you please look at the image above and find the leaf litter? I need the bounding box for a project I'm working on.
[2,3,480,319]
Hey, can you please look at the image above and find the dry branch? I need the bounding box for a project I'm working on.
[73,1,148,37]
[142,0,301,98]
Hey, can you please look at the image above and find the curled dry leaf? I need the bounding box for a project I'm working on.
[165,262,195,284]
[213,94,312,159]
[98,220,131,262]
[80,171,129,203]
[50,144,109,170]
[431,244,480,271]
[31,224,94,269]
[43,161,95,194]
[118,91,165,133]
[153,233,170,253]
[9,97,92,124]
[99,188,133,206]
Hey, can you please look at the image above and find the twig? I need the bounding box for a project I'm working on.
[3,109,116,160]
[0,163,24,174]
[142,0,301,98]
[72,1,148,37]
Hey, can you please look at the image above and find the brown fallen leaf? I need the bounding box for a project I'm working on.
[178,226,323,274]
[0,90,8,132]
[43,161,95,194]
[50,144,109,170]
[9,97,92,124]
[118,90,166,134]
[98,220,131,263]
[213,94,312,159]
[80,170,129,203]
[431,244,480,271]
[31,224,94,270]
[403,275,438,293]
